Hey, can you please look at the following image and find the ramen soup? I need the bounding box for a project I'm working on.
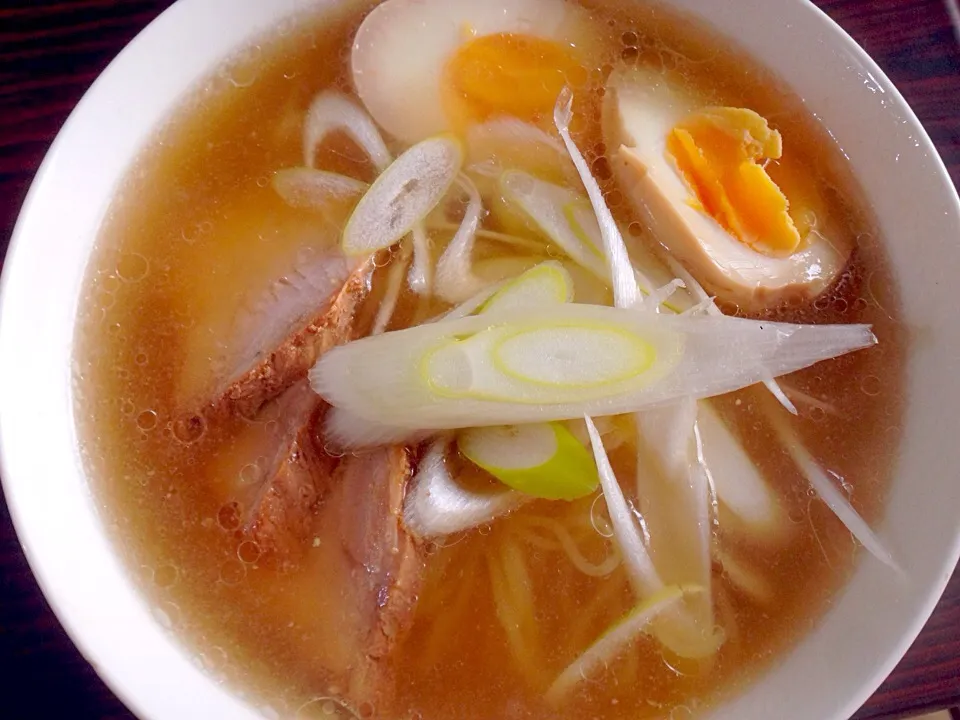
[75,0,905,717]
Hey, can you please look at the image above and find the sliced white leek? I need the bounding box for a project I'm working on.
[310,304,876,433]
[372,240,413,335]
[555,88,641,310]
[500,169,608,281]
[584,415,661,595]
[698,403,788,540]
[716,548,774,604]
[438,284,505,322]
[765,402,902,573]
[341,135,462,256]
[408,222,433,295]
[465,117,575,184]
[666,256,798,415]
[435,175,485,304]
[271,168,368,211]
[478,261,573,315]
[459,422,599,501]
[545,585,690,704]
[422,319,665,404]
[403,438,528,539]
[635,399,717,658]
[303,90,392,172]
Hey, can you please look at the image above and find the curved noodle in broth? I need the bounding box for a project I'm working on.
[74,1,905,718]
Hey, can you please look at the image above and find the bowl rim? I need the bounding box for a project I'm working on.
[1,0,959,719]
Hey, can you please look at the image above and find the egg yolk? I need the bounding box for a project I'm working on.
[442,33,587,130]
[666,107,802,257]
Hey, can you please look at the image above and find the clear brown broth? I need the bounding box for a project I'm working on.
[74,1,905,718]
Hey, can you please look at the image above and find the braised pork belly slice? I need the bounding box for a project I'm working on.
[319,445,425,712]
[242,383,336,563]
[208,253,375,421]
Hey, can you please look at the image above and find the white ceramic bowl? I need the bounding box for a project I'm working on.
[1,1,959,718]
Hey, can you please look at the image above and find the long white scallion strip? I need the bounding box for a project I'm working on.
[555,94,715,650]
[341,135,462,256]
[634,400,718,659]
[408,223,433,295]
[435,175,486,303]
[555,88,641,310]
[372,240,413,335]
[500,170,608,281]
[698,403,786,539]
[311,304,876,437]
[715,548,774,604]
[545,585,688,704]
[403,438,529,539]
[271,168,368,211]
[584,416,662,595]
[303,90,392,172]
[665,256,798,415]
[466,117,573,174]
[767,406,902,573]
[564,201,663,304]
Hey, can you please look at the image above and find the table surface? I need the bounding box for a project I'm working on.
[1,0,959,718]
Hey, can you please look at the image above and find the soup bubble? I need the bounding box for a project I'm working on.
[218,501,243,531]
[860,375,881,397]
[117,253,150,283]
[154,564,179,588]
[239,463,263,485]
[219,559,246,586]
[238,541,262,564]
[137,410,159,431]
[173,413,206,444]
[222,45,263,88]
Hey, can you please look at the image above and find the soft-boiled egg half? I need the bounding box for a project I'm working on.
[603,66,851,312]
[352,0,599,144]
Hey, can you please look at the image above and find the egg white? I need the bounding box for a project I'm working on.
[352,0,593,144]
